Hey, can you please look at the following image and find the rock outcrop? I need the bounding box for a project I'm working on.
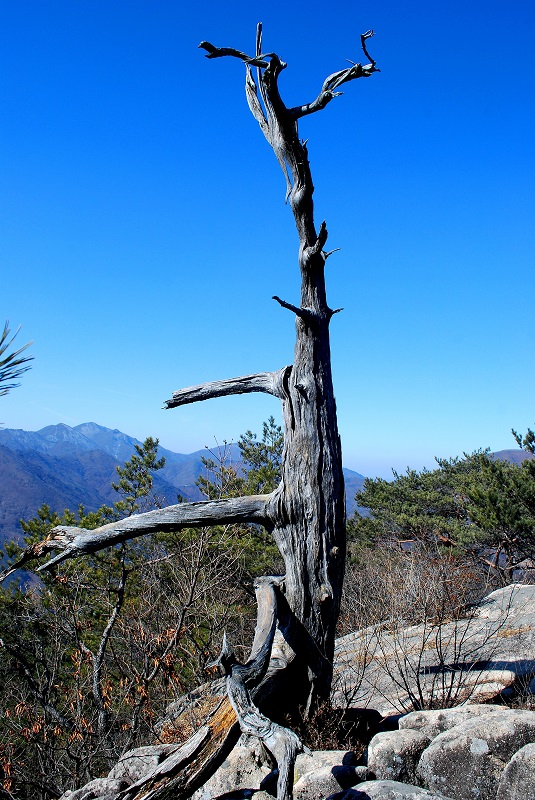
[333,585,535,717]
[496,741,535,800]
[58,704,535,800]
[58,586,535,800]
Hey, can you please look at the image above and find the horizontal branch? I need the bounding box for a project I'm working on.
[164,368,290,409]
[199,40,278,70]
[0,495,272,580]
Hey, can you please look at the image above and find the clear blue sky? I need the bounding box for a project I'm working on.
[2,1,534,479]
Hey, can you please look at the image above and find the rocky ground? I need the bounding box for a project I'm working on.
[59,585,535,800]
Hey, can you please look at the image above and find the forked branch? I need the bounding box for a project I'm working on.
[200,27,378,124]
[200,24,378,249]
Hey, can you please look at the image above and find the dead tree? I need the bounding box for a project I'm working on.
[2,25,378,800]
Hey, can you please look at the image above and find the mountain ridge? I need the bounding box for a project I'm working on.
[0,422,367,548]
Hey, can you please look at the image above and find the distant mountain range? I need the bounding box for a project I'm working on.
[0,422,366,548]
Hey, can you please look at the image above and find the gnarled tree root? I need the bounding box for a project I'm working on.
[118,576,305,800]
[217,576,308,800]
[119,699,239,799]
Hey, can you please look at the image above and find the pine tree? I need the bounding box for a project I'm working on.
[112,437,165,515]
[0,321,32,398]
[239,416,283,495]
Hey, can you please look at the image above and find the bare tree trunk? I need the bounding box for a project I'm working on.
[1,24,378,799]
[229,23,377,707]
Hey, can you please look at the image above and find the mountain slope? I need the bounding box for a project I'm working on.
[0,422,367,547]
[0,443,117,544]
[0,424,201,546]
[1,422,531,558]
[344,468,366,517]
[73,422,211,498]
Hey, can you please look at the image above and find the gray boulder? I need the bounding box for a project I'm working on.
[327,779,455,799]
[294,750,362,781]
[59,777,128,800]
[107,742,180,783]
[191,737,274,800]
[293,764,368,799]
[367,730,431,784]
[398,704,505,739]
[496,741,535,800]
[192,740,365,800]
[417,708,535,800]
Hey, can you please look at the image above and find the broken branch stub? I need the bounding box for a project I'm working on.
[163,368,290,408]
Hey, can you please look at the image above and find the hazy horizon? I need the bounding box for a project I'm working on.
[3,1,534,480]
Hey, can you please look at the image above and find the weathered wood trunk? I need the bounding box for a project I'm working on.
[194,25,377,706]
[268,244,346,704]
[1,25,378,800]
